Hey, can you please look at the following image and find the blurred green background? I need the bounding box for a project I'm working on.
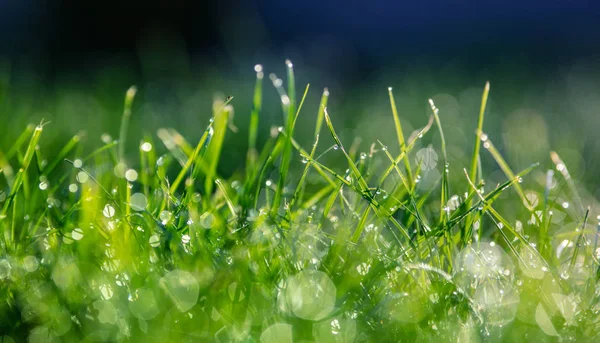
[1,0,600,194]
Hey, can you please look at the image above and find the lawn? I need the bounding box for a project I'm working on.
[0,61,598,342]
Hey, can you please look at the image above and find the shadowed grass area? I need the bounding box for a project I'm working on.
[0,61,599,342]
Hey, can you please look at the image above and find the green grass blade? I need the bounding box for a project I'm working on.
[469,82,490,184]
[170,123,214,193]
[314,88,329,139]
[389,87,414,188]
[247,64,264,177]
[118,86,137,162]
[1,124,43,215]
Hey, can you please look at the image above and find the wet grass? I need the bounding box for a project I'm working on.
[0,61,599,342]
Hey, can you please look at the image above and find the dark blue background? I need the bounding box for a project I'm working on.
[1,0,599,77]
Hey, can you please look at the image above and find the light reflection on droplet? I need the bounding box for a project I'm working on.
[140,142,152,152]
[149,234,160,248]
[159,210,172,224]
[71,228,84,241]
[76,171,89,183]
[103,204,116,218]
[130,193,147,211]
[125,169,138,182]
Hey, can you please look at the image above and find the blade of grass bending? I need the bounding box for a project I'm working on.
[377,116,434,187]
[428,99,449,226]
[118,86,137,163]
[378,141,429,232]
[389,87,414,189]
[288,134,320,214]
[292,84,310,130]
[1,124,43,216]
[322,109,414,248]
[480,131,540,219]
[247,65,264,177]
[271,60,298,215]
[170,123,214,193]
[215,179,237,218]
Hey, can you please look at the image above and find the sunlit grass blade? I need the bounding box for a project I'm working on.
[428,99,449,226]
[480,131,538,215]
[388,87,414,189]
[204,99,233,204]
[170,122,214,193]
[314,88,329,138]
[323,109,413,248]
[118,86,137,162]
[377,116,434,188]
[1,124,43,216]
[271,60,298,215]
[288,134,320,215]
[247,64,264,177]
[469,82,490,185]
[215,179,237,218]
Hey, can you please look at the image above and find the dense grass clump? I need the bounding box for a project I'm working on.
[1,61,600,342]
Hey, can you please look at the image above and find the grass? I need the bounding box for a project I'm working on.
[0,61,599,342]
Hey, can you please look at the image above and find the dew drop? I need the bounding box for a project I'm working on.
[76,171,89,183]
[130,193,148,211]
[71,228,84,241]
[159,210,172,224]
[149,234,161,248]
[140,142,152,152]
[125,169,138,182]
[68,184,78,193]
[103,204,116,218]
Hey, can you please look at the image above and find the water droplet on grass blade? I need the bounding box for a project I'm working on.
[73,159,83,168]
[159,210,172,224]
[181,234,191,244]
[125,169,138,182]
[140,142,152,152]
[68,184,78,193]
[71,228,84,241]
[103,204,116,218]
[76,171,89,183]
[149,234,160,248]
[200,212,216,228]
[130,193,147,211]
